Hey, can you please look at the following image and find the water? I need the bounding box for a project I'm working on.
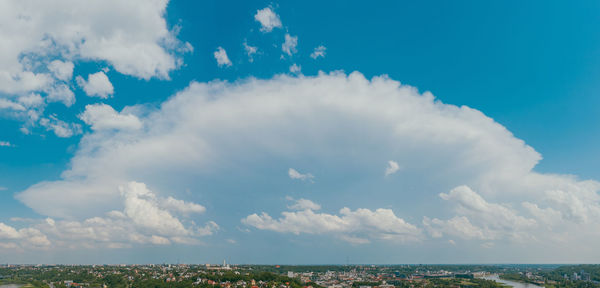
[0,285,22,288]
[482,275,542,288]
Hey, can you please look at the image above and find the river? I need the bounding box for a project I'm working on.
[482,274,542,288]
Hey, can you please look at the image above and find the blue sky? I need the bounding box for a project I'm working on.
[1,0,600,264]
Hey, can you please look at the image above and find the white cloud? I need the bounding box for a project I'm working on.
[0,223,20,239]
[13,72,600,259]
[424,185,537,242]
[0,0,190,85]
[310,46,326,59]
[76,71,114,98]
[0,222,50,249]
[254,7,282,32]
[0,99,26,111]
[162,196,206,214]
[289,64,301,74]
[244,42,258,62]
[0,181,214,250]
[287,198,321,211]
[282,34,298,56]
[197,221,219,236]
[39,115,81,138]
[119,181,190,236]
[384,160,400,176]
[288,168,314,182]
[46,84,75,107]
[0,141,12,147]
[214,47,232,67]
[18,93,44,108]
[47,60,74,82]
[0,0,190,135]
[243,201,422,244]
[79,103,142,131]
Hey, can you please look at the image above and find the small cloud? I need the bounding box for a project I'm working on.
[448,239,456,245]
[79,103,143,131]
[282,34,298,56]
[0,187,7,191]
[76,71,114,99]
[287,197,321,211]
[288,168,314,182]
[385,160,400,176]
[254,7,282,32]
[226,238,237,244]
[214,47,232,67]
[244,42,258,62]
[0,141,14,147]
[236,226,251,233]
[310,45,327,59]
[289,63,301,74]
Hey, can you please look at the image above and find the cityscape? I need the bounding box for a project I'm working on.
[1,264,600,288]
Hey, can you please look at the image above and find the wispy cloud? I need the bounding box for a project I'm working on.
[384,160,400,176]
[288,168,314,182]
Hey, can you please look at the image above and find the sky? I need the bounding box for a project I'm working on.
[1,0,600,264]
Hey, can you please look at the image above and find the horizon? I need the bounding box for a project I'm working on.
[2,0,600,266]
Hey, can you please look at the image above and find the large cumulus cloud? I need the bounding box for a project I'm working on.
[12,72,600,260]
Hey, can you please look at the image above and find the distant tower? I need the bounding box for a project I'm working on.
[223,259,226,266]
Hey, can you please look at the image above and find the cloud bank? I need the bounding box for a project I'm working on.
[0,0,191,135]
[11,72,600,260]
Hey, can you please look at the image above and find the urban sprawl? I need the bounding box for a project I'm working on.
[1,263,599,288]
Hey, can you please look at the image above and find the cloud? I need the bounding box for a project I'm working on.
[289,64,301,74]
[242,200,422,244]
[46,84,75,106]
[282,34,298,56]
[288,168,314,182]
[161,196,206,214]
[119,181,191,236]
[18,93,44,108]
[310,46,326,59]
[384,160,400,176]
[13,72,600,259]
[0,141,11,147]
[79,103,142,131]
[0,99,26,111]
[39,115,81,138]
[1,181,214,250]
[0,222,50,250]
[0,0,190,134]
[424,185,537,242]
[0,0,189,85]
[214,47,232,67]
[254,7,282,32]
[47,60,74,82]
[287,198,321,211]
[76,71,114,98]
[244,42,258,62]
